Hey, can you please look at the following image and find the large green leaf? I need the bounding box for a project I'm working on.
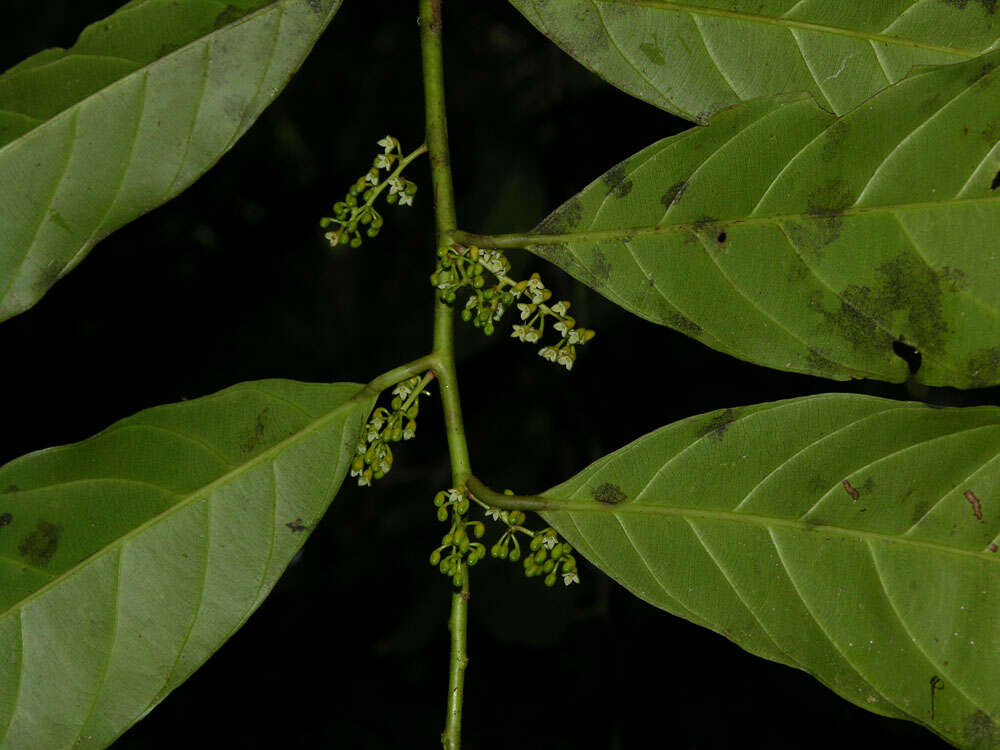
[0,379,374,749]
[535,394,1000,748]
[522,51,1000,388]
[0,0,341,323]
[510,0,1000,121]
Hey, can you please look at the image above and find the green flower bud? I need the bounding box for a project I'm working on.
[534,549,547,564]
[529,536,543,552]
[351,456,364,473]
[349,236,362,249]
[339,232,350,246]
[457,499,470,515]
[319,216,333,228]
[430,549,442,566]
[509,548,521,562]
[434,491,447,507]
[404,181,417,195]
[366,227,379,238]
[363,188,375,202]
[459,536,470,553]
[544,573,557,587]
[442,532,454,546]
[471,522,485,539]
[406,404,419,419]
[387,193,398,205]
[483,323,494,336]
[543,560,555,573]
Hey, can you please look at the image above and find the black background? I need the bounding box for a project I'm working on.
[3,2,994,747]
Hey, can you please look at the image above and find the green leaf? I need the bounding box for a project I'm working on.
[525,51,1000,388]
[509,0,1000,121]
[0,0,342,323]
[539,393,1000,748]
[0,379,374,748]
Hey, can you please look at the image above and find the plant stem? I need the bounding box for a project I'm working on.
[420,1,471,748]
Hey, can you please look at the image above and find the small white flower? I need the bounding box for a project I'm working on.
[465,296,478,310]
[447,488,464,504]
[374,153,393,170]
[511,325,530,342]
[526,276,544,292]
[350,466,361,477]
[358,474,371,487]
[539,346,557,362]
[377,135,396,153]
[486,508,502,521]
[529,289,545,304]
[370,414,385,430]
[399,192,414,207]
[388,176,404,195]
[557,350,574,370]
[392,383,412,399]
[524,329,540,343]
[365,171,379,185]
[379,461,390,474]
[550,301,568,316]
[562,571,580,586]
[517,303,534,321]
[356,443,366,455]
[542,535,557,550]
[403,423,416,440]
[366,428,379,443]
[554,320,571,337]
[567,330,582,345]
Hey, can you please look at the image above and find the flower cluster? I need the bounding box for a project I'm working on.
[485,502,579,587]
[351,374,431,487]
[430,244,595,369]
[320,135,419,249]
[430,487,486,588]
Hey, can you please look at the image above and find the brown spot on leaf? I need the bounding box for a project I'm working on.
[842,480,860,500]
[600,164,633,198]
[991,170,1000,190]
[963,709,1000,748]
[663,311,702,336]
[17,521,60,567]
[989,543,998,552]
[964,489,983,521]
[701,408,739,441]
[591,248,611,283]
[0,513,11,527]
[535,198,582,234]
[940,0,997,15]
[930,676,944,720]
[660,181,687,208]
[967,345,1000,388]
[240,408,270,455]
[591,483,627,505]
[285,518,310,533]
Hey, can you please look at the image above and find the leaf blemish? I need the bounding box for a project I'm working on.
[0,512,11,527]
[842,480,860,500]
[17,520,60,567]
[600,164,633,198]
[660,181,687,208]
[591,483,627,505]
[991,170,1000,190]
[989,543,998,552]
[930,676,944,720]
[716,232,727,244]
[702,408,738,441]
[964,489,983,521]
[285,518,310,533]
[240,407,270,455]
[2,484,18,494]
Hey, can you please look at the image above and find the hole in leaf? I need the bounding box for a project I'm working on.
[991,170,1000,191]
[892,339,922,375]
[716,232,727,243]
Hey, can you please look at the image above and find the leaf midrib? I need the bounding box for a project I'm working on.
[598,0,983,59]
[527,193,1000,246]
[0,0,293,158]
[543,498,1000,563]
[0,384,371,622]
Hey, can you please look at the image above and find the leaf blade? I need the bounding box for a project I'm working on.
[539,393,1000,747]
[509,0,998,121]
[0,0,342,323]
[0,379,374,749]
[526,51,1000,387]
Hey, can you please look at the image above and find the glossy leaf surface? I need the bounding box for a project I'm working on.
[0,379,373,749]
[526,51,1000,388]
[540,394,1000,748]
[0,0,341,323]
[510,0,1000,121]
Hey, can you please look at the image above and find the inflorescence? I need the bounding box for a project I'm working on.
[430,485,580,588]
[430,244,595,370]
[351,374,432,487]
[321,135,420,249]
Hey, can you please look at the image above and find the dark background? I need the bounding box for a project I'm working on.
[2,2,993,747]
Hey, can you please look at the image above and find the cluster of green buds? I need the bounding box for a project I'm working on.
[430,487,486,588]
[485,501,579,586]
[429,244,595,370]
[320,135,421,249]
[351,374,431,487]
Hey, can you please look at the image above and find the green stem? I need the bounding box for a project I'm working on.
[364,354,438,396]
[420,1,471,748]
